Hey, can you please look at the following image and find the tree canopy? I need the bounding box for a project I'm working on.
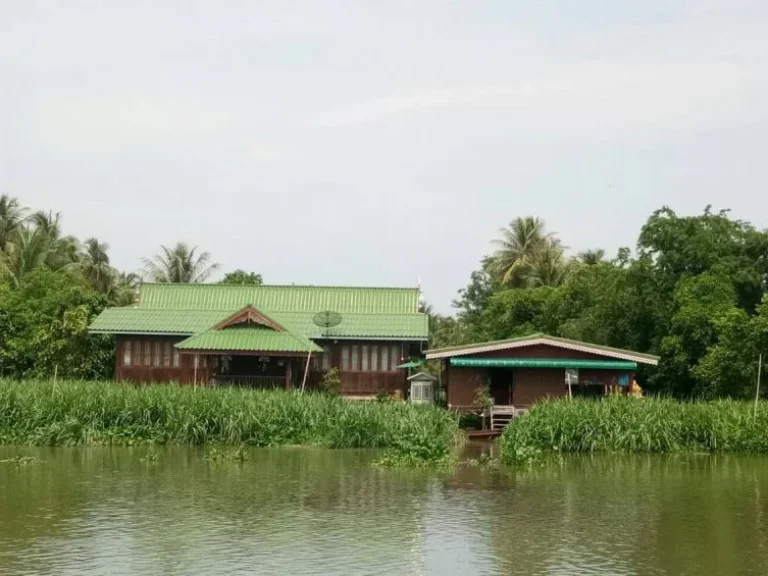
[445,207,768,399]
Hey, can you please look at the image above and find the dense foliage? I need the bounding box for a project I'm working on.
[0,195,268,379]
[0,380,458,459]
[500,396,768,462]
[433,207,768,399]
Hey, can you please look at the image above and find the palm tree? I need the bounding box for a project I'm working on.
[578,249,607,266]
[29,211,79,270]
[491,217,554,287]
[528,239,568,287]
[142,242,219,283]
[0,226,53,287]
[0,194,27,251]
[72,238,114,294]
[109,271,140,305]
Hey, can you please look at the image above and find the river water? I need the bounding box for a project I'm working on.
[1,444,767,576]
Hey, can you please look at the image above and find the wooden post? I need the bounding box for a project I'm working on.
[193,354,198,388]
[300,349,312,392]
[285,360,293,390]
[755,353,762,419]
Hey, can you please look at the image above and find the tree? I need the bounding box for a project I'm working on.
[73,238,113,294]
[0,269,113,379]
[220,270,263,285]
[142,242,219,283]
[490,217,553,287]
[578,249,607,265]
[0,194,27,251]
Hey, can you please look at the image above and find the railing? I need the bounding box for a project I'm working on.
[211,375,285,389]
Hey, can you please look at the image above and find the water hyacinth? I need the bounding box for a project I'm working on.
[500,396,768,464]
[0,379,458,460]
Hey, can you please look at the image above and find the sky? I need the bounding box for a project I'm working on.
[2,0,768,312]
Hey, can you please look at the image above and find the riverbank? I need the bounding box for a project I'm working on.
[500,396,768,463]
[0,379,458,459]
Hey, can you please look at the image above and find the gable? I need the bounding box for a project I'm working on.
[213,306,285,332]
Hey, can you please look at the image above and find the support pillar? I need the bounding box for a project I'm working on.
[285,360,293,390]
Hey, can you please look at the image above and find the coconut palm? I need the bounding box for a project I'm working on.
[29,211,80,270]
[72,238,114,294]
[109,271,140,305]
[0,194,27,251]
[491,217,554,287]
[142,242,219,283]
[578,249,607,266]
[528,239,568,287]
[0,226,54,287]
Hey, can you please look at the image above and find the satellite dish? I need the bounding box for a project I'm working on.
[312,311,343,338]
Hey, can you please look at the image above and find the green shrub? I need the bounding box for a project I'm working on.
[320,368,341,396]
[500,396,768,464]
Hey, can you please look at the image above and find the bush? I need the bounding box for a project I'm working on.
[500,396,768,464]
[320,368,341,396]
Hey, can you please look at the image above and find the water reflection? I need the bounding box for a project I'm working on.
[1,447,768,575]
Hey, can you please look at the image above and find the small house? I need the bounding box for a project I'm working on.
[425,334,659,411]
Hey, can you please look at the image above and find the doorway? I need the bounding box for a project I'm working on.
[488,368,513,406]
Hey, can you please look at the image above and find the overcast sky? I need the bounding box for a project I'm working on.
[3,0,768,312]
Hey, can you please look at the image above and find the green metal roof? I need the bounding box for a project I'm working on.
[89,308,231,334]
[138,283,420,313]
[90,307,428,339]
[450,358,638,369]
[176,326,322,353]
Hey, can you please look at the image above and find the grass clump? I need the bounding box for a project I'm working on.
[0,379,458,462]
[500,396,768,464]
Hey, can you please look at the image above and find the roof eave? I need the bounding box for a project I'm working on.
[426,336,659,366]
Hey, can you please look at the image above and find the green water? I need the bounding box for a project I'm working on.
[1,445,767,576]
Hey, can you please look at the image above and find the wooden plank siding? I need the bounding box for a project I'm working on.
[113,336,415,396]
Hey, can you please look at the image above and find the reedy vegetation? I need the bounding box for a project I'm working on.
[500,396,768,463]
[0,380,458,458]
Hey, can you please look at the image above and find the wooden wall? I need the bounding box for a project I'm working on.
[112,336,420,395]
[444,345,635,409]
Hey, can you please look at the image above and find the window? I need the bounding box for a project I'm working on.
[163,342,171,367]
[380,346,389,372]
[390,345,400,371]
[351,346,359,371]
[322,345,331,370]
[153,342,161,367]
[341,346,350,371]
[202,355,207,368]
[172,347,180,368]
[193,355,199,370]
[371,346,378,371]
[133,341,142,366]
[143,341,151,367]
[123,340,132,366]
[361,346,369,371]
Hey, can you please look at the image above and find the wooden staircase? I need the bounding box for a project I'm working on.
[489,405,517,431]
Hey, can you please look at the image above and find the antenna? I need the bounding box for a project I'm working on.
[312,310,343,338]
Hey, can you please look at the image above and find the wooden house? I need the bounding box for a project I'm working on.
[425,334,659,412]
[89,283,428,397]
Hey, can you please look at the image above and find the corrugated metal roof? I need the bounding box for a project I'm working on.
[176,326,322,353]
[138,284,420,313]
[89,308,232,334]
[450,358,638,369]
[427,334,659,365]
[90,307,428,339]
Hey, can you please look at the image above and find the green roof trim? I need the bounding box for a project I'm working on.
[176,326,322,353]
[396,360,425,369]
[450,358,638,370]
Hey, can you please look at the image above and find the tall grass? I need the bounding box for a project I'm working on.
[0,379,458,458]
[500,396,768,463]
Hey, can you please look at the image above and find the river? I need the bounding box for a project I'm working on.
[1,444,767,575]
